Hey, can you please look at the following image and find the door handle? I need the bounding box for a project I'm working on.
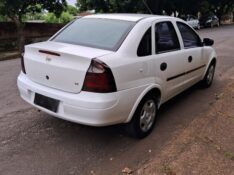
[188,56,193,63]
[160,62,167,71]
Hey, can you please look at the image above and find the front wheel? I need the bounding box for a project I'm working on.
[125,94,158,139]
[201,63,216,88]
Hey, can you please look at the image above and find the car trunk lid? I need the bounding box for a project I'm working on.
[24,41,113,93]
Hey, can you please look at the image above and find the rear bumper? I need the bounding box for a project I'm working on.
[17,73,147,126]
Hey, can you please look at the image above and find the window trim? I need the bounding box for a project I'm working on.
[155,21,181,55]
[176,21,203,49]
[137,27,152,57]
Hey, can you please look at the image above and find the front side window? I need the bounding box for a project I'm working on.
[177,22,202,48]
[137,27,152,57]
[52,18,135,51]
[155,22,180,54]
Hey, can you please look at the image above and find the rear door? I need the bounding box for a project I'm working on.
[152,20,187,101]
[176,22,205,86]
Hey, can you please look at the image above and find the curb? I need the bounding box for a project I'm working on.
[0,53,20,61]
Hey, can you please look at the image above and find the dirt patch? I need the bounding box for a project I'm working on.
[137,83,234,175]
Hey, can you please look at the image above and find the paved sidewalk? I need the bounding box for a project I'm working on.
[0,51,20,61]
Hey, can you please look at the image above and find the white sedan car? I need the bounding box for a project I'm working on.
[182,15,200,29]
[18,14,216,138]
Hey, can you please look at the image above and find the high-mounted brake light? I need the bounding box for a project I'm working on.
[39,50,60,56]
[82,59,117,93]
[21,52,26,74]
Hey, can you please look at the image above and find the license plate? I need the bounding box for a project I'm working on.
[34,93,59,113]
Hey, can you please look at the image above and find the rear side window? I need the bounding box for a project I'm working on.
[177,22,202,48]
[155,22,180,54]
[137,28,152,57]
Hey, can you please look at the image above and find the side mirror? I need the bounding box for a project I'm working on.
[203,38,214,46]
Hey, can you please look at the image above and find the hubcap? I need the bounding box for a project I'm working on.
[140,100,156,132]
[207,65,215,85]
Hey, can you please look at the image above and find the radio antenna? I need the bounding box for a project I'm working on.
[143,0,153,14]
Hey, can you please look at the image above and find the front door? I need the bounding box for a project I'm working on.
[176,22,204,87]
[152,20,188,101]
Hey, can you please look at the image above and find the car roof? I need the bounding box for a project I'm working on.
[84,13,174,22]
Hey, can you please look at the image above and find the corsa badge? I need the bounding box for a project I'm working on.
[46,56,52,62]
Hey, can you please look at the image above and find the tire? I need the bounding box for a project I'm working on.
[201,63,216,88]
[125,94,158,139]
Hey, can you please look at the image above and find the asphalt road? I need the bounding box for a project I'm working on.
[0,25,234,175]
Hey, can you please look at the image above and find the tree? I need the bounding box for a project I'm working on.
[76,0,234,19]
[209,0,234,23]
[66,5,79,16]
[77,0,150,13]
[76,0,201,15]
[200,0,211,16]
[76,0,89,12]
[146,0,166,15]
[0,15,7,22]
[44,4,78,24]
[44,12,73,24]
[0,0,67,52]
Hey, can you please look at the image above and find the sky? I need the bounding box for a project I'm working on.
[67,0,76,6]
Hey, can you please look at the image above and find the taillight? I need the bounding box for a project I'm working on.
[82,59,117,93]
[21,53,26,74]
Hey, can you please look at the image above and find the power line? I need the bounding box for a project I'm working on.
[143,0,153,14]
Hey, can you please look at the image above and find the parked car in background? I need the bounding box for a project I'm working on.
[18,14,217,138]
[181,15,200,29]
[200,15,219,28]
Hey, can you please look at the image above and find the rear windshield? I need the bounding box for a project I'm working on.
[52,18,135,51]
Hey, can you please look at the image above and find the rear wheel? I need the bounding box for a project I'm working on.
[201,63,215,88]
[125,94,158,139]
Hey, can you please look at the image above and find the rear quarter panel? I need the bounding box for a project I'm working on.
[99,18,160,91]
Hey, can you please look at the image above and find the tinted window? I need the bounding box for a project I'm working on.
[155,22,180,53]
[177,22,202,48]
[52,18,135,51]
[137,28,152,57]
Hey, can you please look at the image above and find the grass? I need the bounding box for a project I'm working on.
[224,151,234,161]
[162,164,176,175]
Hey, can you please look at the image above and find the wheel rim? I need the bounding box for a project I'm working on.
[140,100,156,132]
[207,65,215,85]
